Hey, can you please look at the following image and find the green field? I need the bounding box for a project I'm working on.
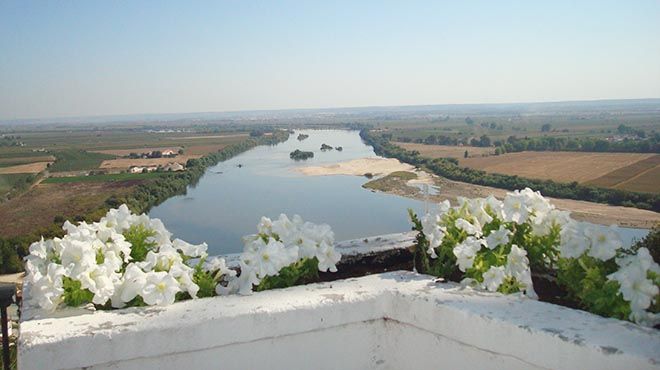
[48,150,116,172]
[43,172,169,183]
[0,173,36,195]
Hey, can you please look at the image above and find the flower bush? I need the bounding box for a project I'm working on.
[410,188,659,327]
[216,214,341,295]
[24,205,340,311]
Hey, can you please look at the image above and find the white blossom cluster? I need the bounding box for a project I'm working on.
[217,214,341,296]
[25,205,208,310]
[420,188,660,326]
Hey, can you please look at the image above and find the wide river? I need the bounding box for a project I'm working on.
[150,130,648,255]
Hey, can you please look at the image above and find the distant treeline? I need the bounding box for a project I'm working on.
[393,132,660,154]
[0,131,290,274]
[362,129,660,212]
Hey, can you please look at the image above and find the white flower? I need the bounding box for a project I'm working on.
[559,222,589,259]
[455,218,482,236]
[140,245,183,272]
[453,237,482,272]
[169,263,200,299]
[141,271,181,306]
[252,238,292,278]
[60,239,98,279]
[256,216,273,235]
[482,265,506,292]
[484,195,504,220]
[484,225,511,250]
[111,264,146,308]
[609,265,658,312]
[317,241,341,272]
[506,244,530,277]
[516,267,538,299]
[203,257,237,277]
[172,238,208,258]
[217,261,261,296]
[585,224,622,261]
[79,266,117,305]
[503,189,531,224]
[465,198,493,227]
[31,263,65,311]
[421,211,446,257]
[616,247,659,273]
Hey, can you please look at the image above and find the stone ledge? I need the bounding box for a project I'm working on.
[19,271,660,370]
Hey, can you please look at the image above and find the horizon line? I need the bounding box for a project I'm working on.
[2,96,660,124]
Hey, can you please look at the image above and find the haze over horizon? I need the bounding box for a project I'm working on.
[1,1,660,121]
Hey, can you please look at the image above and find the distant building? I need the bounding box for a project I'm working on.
[163,162,185,172]
[162,149,177,157]
[129,166,144,173]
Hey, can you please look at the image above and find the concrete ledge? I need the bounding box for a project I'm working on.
[19,271,660,370]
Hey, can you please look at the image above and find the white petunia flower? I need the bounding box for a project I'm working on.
[111,264,147,308]
[453,236,482,272]
[203,256,237,277]
[585,224,622,261]
[31,263,66,311]
[60,239,98,279]
[79,265,117,305]
[421,211,446,257]
[482,265,506,292]
[503,189,531,224]
[252,238,292,278]
[317,240,341,272]
[609,267,658,312]
[141,271,181,306]
[140,244,183,272]
[169,263,200,299]
[505,244,529,277]
[484,225,511,250]
[455,218,482,236]
[172,238,208,258]
[559,222,589,259]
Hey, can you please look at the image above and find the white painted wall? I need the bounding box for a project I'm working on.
[19,271,660,370]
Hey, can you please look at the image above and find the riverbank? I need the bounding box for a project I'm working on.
[297,157,660,229]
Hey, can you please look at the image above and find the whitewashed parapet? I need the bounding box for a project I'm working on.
[19,270,660,370]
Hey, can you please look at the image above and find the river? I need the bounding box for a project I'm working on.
[149,130,648,255]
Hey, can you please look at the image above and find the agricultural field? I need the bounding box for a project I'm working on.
[90,147,182,156]
[0,173,35,196]
[0,180,142,237]
[0,155,55,167]
[587,155,660,193]
[98,155,200,170]
[459,151,655,184]
[0,161,51,174]
[48,149,116,172]
[394,142,494,158]
[42,172,169,184]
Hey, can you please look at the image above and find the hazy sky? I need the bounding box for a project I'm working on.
[1,1,659,120]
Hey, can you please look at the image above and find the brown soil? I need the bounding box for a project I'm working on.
[460,151,654,183]
[0,181,140,237]
[0,162,52,174]
[0,155,55,165]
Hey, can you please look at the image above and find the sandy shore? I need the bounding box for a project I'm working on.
[295,157,416,176]
[298,157,660,229]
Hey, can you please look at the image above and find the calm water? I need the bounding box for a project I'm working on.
[150,130,648,255]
